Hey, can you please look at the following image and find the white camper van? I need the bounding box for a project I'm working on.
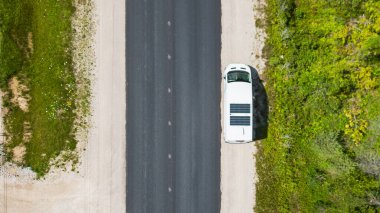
[223,64,253,143]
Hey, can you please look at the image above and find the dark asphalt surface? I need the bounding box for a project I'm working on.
[126,0,221,212]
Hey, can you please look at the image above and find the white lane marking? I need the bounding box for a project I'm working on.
[167,54,171,60]
[168,121,172,126]
[167,21,171,26]
[168,154,172,159]
[168,87,171,93]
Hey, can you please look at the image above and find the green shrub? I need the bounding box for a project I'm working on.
[256,0,380,211]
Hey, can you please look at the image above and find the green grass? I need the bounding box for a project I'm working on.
[0,0,86,177]
[256,0,380,212]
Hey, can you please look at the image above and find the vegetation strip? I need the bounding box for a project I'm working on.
[0,0,91,178]
[256,0,380,211]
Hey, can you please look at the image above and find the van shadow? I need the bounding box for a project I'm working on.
[249,66,268,141]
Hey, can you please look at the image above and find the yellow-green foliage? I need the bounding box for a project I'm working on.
[256,0,380,212]
[344,106,368,145]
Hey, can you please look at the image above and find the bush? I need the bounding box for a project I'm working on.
[256,0,380,211]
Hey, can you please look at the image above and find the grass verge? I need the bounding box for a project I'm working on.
[0,0,91,178]
[256,0,380,211]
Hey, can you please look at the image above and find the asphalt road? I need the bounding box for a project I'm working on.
[126,0,221,212]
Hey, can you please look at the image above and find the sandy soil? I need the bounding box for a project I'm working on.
[220,0,266,212]
[0,0,126,212]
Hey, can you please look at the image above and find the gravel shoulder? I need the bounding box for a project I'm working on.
[0,0,126,212]
[220,0,266,212]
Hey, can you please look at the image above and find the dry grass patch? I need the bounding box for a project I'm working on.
[12,144,26,164]
[9,76,30,112]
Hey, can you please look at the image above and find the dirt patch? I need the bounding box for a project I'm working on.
[9,76,30,112]
[23,121,32,143]
[12,144,26,164]
[27,32,34,55]
[1,107,9,118]
[252,0,267,72]
[0,91,9,119]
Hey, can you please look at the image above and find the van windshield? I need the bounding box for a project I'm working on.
[227,71,250,83]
